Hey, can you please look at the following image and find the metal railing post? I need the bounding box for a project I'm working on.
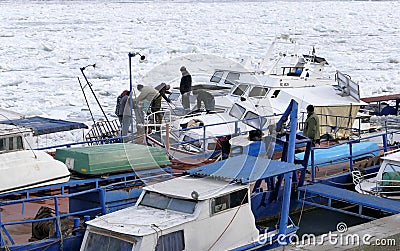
[54,197,61,238]
[349,142,353,171]
[311,149,315,183]
[383,132,388,153]
[202,125,206,155]
[99,188,107,215]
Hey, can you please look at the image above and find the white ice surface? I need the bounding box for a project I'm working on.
[0,0,399,144]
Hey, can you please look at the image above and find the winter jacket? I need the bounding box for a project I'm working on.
[180,73,192,94]
[134,86,159,102]
[303,112,320,141]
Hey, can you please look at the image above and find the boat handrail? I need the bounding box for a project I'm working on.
[383,147,400,157]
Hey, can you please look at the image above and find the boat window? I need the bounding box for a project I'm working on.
[9,137,14,150]
[140,191,170,210]
[232,84,248,96]
[84,230,137,251]
[168,198,197,214]
[155,230,185,251]
[271,90,280,98]
[0,138,4,151]
[140,191,197,214]
[183,135,202,148]
[210,71,224,83]
[229,103,246,119]
[211,188,248,215]
[249,87,269,97]
[225,72,240,85]
[16,136,23,150]
[243,111,267,129]
[382,164,400,183]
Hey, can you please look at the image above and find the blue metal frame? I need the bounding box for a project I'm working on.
[0,168,171,250]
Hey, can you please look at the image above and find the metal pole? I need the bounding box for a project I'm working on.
[129,54,134,143]
[80,67,113,134]
[279,100,297,235]
[349,142,353,171]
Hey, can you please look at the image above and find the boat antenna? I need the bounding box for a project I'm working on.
[80,64,113,133]
[77,77,96,125]
[0,113,37,159]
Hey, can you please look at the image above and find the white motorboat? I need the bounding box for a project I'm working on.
[0,150,70,194]
[352,150,400,200]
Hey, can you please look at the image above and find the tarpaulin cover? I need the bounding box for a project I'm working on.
[0,116,88,136]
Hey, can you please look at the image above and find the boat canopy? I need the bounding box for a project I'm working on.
[0,116,88,136]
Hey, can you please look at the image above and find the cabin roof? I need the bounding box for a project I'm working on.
[361,94,400,103]
[144,176,247,200]
[0,116,88,136]
[272,85,366,107]
[185,155,304,183]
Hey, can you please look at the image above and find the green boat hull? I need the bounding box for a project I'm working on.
[54,143,170,175]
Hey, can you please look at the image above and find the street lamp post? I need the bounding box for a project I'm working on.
[128,52,146,143]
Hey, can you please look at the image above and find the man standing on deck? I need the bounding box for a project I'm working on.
[192,89,215,113]
[303,105,320,147]
[153,82,172,123]
[179,66,192,112]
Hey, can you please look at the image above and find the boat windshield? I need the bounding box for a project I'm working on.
[382,164,400,183]
[229,103,246,119]
[83,229,138,251]
[243,111,267,129]
[210,71,224,83]
[232,84,248,96]
[225,72,240,85]
[140,191,197,214]
[248,87,268,98]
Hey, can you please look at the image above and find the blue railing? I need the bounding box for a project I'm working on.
[308,129,400,182]
[0,169,171,247]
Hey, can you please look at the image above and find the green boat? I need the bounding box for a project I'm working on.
[54,143,171,175]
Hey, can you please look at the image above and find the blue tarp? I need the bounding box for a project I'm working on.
[0,116,88,136]
[185,155,304,184]
[295,141,380,168]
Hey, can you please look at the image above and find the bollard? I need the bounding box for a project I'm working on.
[73,218,80,229]
[84,215,91,227]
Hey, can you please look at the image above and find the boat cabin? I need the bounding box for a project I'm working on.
[80,176,260,251]
[208,69,256,89]
[0,124,33,153]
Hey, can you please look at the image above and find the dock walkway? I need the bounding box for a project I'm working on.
[298,183,400,219]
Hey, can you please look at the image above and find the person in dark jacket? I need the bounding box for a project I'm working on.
[152,83,172,123]
[155,82,172,103]
[117,91,131,136]
[179,66,192,111]
[115,90,129,123]
[303,105,320,146]
[192,89,215,112]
